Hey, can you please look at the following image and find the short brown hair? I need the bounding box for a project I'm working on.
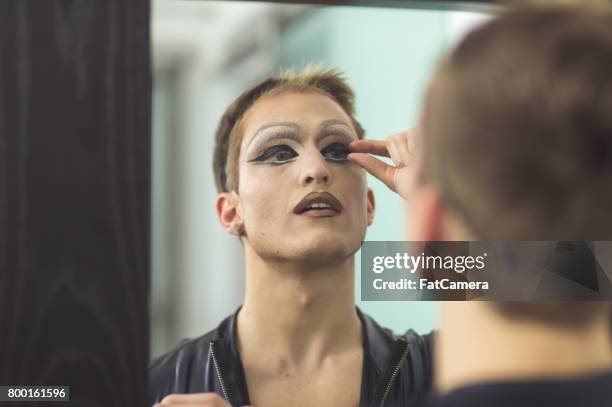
[213,65,365,193]
[422,2,612,241]
[422,3,612,324]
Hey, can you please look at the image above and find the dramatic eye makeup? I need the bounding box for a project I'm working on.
[245,124,301,164]
[317,123,355,162]
[321,141,350,162]
[248,143,298,164]
[245,120,356,165]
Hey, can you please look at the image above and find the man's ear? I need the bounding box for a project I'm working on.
[408,185,445,241]
[366,187,376,226]
[215,191,244,236]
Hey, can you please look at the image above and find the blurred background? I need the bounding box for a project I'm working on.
[150,0,491,358]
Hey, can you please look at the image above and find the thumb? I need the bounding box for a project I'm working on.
[347,152,397,193]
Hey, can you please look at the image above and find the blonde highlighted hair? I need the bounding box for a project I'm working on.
[213,64,364,193]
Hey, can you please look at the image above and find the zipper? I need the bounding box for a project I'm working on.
[209,341,233,406]
[378,341,410,407]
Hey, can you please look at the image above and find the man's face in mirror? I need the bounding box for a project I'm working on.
[227,91,375,264]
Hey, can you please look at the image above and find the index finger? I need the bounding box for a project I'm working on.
[160,393,227,405]
[349,139,390,157]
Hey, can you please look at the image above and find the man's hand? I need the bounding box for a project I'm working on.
[348,127,421,201]
[153,392,250,407]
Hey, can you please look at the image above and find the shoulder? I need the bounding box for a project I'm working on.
[149,328,217,379]
[400,329,434,364]
[359,308,434,354]
[358,309,436,398]
[148,327,218,404]
[400,329,435,389]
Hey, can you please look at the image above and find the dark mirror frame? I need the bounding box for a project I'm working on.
[226,0,503,12]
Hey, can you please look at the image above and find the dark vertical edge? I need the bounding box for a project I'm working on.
[0,0,151,406]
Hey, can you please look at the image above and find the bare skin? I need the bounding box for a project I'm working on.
[236,255,363,407]
[436,301,612,393]
[155,393,230,407]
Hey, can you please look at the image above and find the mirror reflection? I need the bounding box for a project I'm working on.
[150,1,490,405]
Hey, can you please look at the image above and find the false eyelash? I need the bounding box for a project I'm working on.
[322,142,350,161]
[249,145,297,163]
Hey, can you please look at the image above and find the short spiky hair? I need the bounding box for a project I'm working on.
[213,65,365,193]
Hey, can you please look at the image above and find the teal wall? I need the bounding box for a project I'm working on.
[278,6,451,334]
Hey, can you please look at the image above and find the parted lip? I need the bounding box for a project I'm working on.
[293,191,343,214]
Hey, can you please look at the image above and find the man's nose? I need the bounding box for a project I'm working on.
[298,150,332,187]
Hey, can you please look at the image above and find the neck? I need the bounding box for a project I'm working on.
[237,244,362,364]
[436,302,612,394]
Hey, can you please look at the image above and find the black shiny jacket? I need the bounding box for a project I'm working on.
[149,308,433,407]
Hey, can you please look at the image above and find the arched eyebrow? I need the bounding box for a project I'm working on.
[317,118,353,131]
[316,119,357,143]
[246,122,301,151]
[246,119,355,152]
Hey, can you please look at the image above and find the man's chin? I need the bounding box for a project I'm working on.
[289,237,360,263]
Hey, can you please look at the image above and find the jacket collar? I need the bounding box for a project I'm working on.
[209,309,249,406]
[211,306,403,406]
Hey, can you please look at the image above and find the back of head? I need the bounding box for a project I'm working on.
[423,1,612,241]
[421,2,612,325]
